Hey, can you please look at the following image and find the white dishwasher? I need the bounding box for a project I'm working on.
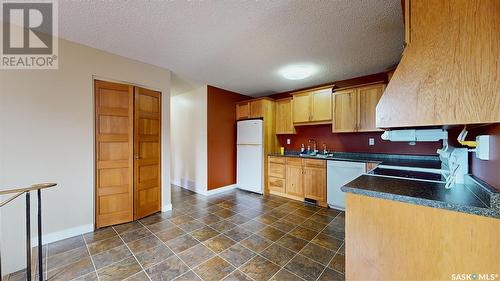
[327,160,366,210]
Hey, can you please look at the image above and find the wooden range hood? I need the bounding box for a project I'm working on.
[376,0,500,128]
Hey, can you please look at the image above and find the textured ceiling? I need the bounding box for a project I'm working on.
[59,0,404,96]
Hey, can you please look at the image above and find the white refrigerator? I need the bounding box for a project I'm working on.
[237,120,264,194]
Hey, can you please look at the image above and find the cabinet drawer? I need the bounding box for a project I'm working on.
[286,157,303,166]
[268,177,285,193]
[303,159,326,168]
[269,163,285,178]
[268,156,286,164]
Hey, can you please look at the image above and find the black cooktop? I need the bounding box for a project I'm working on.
[369,167,446,182]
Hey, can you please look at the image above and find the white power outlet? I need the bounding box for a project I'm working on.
[286,138,291,145]
[476,135,490,160]
[369,138,375,146]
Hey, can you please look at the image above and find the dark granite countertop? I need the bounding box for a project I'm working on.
[269,151,499,218]
[341,174,500,219]
[268,151,441,169]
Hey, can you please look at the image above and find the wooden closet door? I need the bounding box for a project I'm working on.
[134,87,161,219]
[95,80,134,228]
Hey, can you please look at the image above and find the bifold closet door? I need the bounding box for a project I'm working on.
[95,80,134,228]
[134,87,161,219]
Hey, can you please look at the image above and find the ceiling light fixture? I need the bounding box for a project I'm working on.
[279,64,317,80]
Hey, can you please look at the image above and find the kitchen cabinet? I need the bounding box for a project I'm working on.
[311,89,332,121]
[332,83,384,133]
[236,102,250,120]
[285,164,304,198]
[291,93,310,123]
[236,98,274,120]
[250,99,263,118]
[358,84,384,131]
[303,160,326,203]
[346,193,500,280]
[332,88,358,132]
[292,87,333,125]
[275,98,296,134]
[267,156,327,206]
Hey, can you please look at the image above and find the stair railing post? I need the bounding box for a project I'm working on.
[37,189,43,281]
[26,192,32,281]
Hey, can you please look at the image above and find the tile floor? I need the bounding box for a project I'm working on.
[6,185,345,281]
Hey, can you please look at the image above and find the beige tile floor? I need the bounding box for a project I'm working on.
[6,185,345,281]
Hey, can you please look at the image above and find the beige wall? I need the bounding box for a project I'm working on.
[170,86,208,193]
[0,38,172,274]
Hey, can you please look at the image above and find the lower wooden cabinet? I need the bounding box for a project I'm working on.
[268,177,285,193]
[285,165,304,198]
[304,166,326,203]
[268,156,326,206]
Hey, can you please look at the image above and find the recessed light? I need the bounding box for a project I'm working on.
[279,64,317,80]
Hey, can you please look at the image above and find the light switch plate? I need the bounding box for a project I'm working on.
[369,138,375,146]
[287,138,291,145]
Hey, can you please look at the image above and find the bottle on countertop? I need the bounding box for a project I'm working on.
[301,144,305,153]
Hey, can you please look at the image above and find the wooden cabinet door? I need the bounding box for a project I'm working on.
[275,98,296,134]
[268,177,285,194]
[95,80,134,228]
[304,167,326,203]
[236,102,250,120]
[332,89,358,132]
[249,100,263,118]
[286,165,304,198]
[357,84,384,132]
[134,87,161,219]
[311,89,332,122]
[292,93,311,123]
[268,162,285,178]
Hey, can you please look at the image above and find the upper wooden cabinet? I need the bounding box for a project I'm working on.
[236,102,250,120]
[236,98,273,120]
[291,93,310,123]
[275,98,296,134]
[377,0,500,127]
[292,87,333,125]
[332,88,358,133]
[358,85,384,131]
[333,84,385,133]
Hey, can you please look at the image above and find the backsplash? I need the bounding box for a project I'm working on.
[276,124,442,155]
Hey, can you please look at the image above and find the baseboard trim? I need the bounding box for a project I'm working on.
[172,178,206,194]
[34,223,94,247]
[162,203,172,212]
[205,184,237,196]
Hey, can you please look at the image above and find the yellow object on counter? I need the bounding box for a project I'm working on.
[280,147,285,155]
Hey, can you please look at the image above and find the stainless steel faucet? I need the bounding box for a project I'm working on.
[308,139,317,154]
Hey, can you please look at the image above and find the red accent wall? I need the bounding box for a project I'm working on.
[277,124,441,155]
[207,86,250,190]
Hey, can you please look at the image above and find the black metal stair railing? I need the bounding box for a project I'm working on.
[0,183,57,281]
